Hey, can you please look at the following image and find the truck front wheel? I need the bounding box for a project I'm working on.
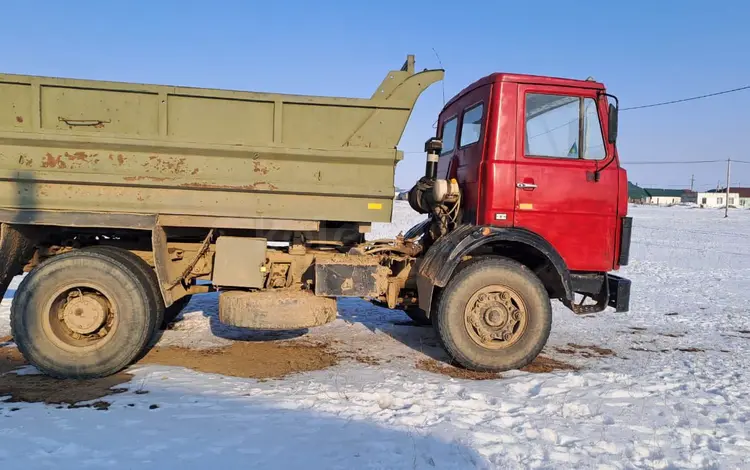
[434,257,552,372]
[10,250,153,379]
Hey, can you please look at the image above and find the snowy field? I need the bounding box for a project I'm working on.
[2,202,750,469]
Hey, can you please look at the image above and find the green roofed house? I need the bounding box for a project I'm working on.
[628,182,649,203]
[643,188,689,206]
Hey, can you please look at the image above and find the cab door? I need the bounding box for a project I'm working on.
[513,85,619,272]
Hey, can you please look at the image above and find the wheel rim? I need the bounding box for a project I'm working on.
[42,282,119,353]
[463,284,528,350]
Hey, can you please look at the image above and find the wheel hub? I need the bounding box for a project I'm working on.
[465,286,528,349]
[62,294,109,335]
[484,306,508,327]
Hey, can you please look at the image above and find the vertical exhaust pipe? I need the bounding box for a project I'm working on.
[409,138,443,214]
[424,137,442,179]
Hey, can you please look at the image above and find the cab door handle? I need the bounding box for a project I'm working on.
[516,182,537,190]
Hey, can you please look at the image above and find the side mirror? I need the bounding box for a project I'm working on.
[608,103,619,144]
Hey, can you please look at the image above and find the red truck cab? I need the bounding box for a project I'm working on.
[436,73,630,274]
[407,71,631,372]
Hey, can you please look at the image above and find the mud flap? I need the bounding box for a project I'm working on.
[0,224,39,298]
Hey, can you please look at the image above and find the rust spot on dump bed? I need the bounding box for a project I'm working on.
[253,161,269,175]
[42,153,66,169]
[108,154,127,165]
[15,116,23,123]
[64,151,98,163]
[123,176,168,182]
[147,155,188,174]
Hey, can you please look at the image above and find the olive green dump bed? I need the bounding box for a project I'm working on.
[0,56,442,226]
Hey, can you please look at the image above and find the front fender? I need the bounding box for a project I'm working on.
[416,225,572,314]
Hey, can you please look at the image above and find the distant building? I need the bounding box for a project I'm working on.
[643,188,687,206]
[628,182,649,203]
[706,187,750,207]
[682,191,740,208]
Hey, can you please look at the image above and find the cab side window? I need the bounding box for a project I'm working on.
[460,103,484,147]
[524,93,606,160]
[440,117,458,156]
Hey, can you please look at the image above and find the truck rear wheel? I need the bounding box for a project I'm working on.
[10,250,153,379]
[84,246,188,329]
[434,257,552,372]
[83,245,163,334]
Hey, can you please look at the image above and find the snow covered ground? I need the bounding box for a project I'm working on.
[2,203,750,469]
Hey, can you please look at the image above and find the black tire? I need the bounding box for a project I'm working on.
[11,250,153,379]
[83,246,187,330]
[163,295,192,326]
[434,257,552,372]
[82,245,164,333]
[404,307,432,326]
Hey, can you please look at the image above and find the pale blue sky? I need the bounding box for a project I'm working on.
[2,0,748,191]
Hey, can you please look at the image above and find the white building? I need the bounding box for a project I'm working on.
[707,188,750,208]
[682,192,740,208]
[649,195,683,205]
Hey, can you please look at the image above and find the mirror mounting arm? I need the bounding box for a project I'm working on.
[593,91,620,181]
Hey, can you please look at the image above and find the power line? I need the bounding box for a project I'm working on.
[624,159,750,165]
[401,84,750,154]
[621,85,750,111]
[622,160,725,165]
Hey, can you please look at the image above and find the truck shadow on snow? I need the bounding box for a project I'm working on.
[0,381,488,469]
[335,298,453,362]
[172,293,448,361]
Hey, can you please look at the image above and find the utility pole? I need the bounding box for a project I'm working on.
[725,158,731,218]
[690,174,695,192]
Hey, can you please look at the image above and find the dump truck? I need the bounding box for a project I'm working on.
[0,56,631,379]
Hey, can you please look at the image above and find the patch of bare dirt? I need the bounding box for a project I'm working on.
[352,354,382,366]
[416,359,501,380]
[416,355,577,379]
[0,345,131,406]
[564,343,616,357]
[554,347,577,355]
[659,332,686,338]
[139,341,339,379]
[630,347,670,353]
[0,345,25,375]
[738,330,750,335]
[520,356,578,373]
[0,335,12,344]
[630,347,705,353]
[629,327,647,331]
